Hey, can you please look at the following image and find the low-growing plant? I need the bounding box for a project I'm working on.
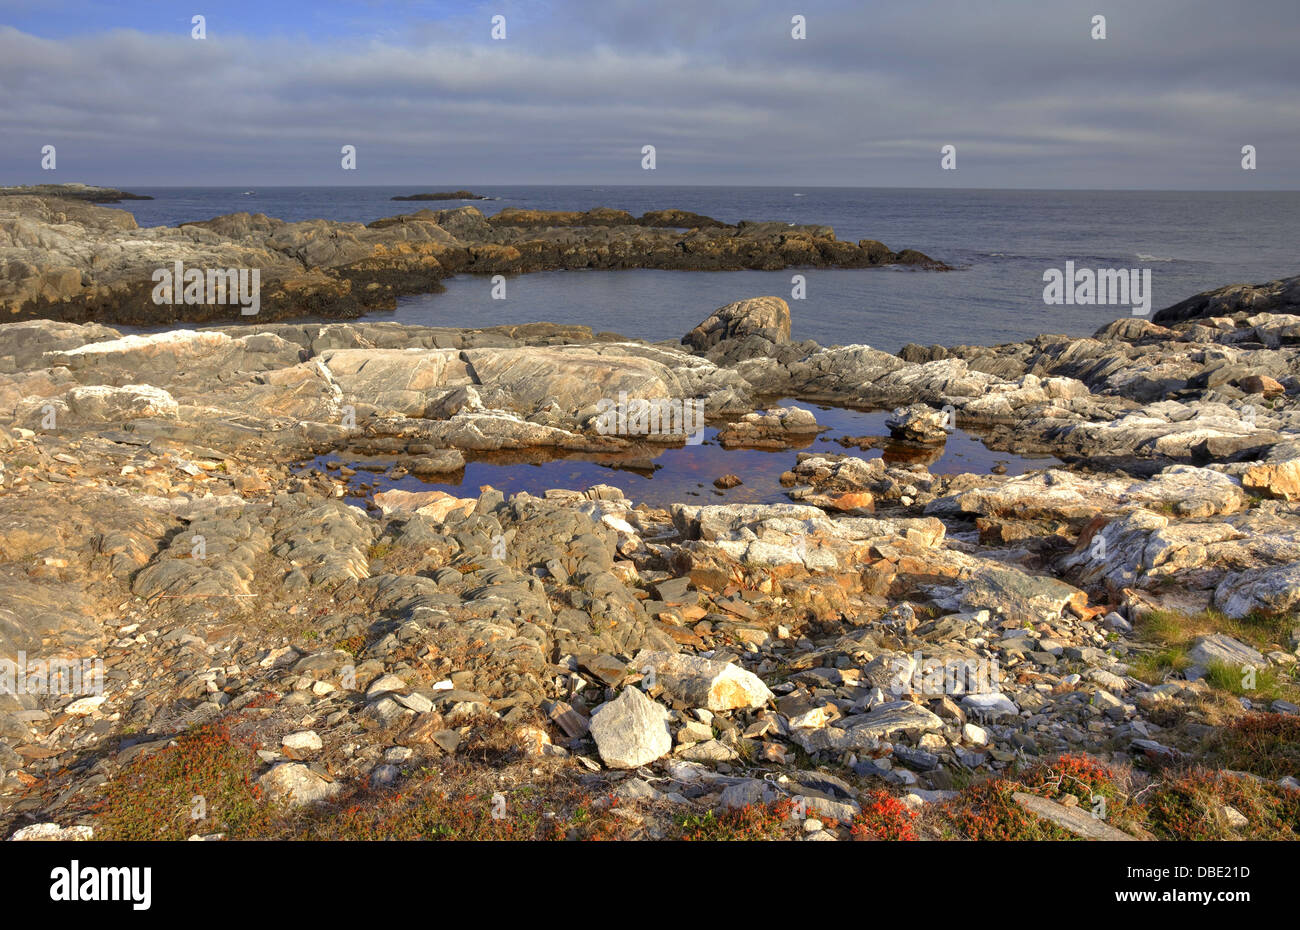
[674,799,798,841]
[1145,769,1300,841]
[943,754,1139,840]
[1129,646,1191,684]
[850,790,919,840]
[944,776,1073,841]
[95,721,272,840]
[1209,713,1300,779]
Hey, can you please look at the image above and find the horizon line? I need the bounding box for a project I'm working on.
[19,183,1300,194]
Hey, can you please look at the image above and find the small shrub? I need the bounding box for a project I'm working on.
[850,790,919,841]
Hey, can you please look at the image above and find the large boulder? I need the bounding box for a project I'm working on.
[683,297,791,351]
[0,319,122,373]
[953,563,1088,624]
[317,347,472,415]
[17,383,179,427]
[1214,564,1300,619]
[886,403,951,443]
[41,329,304,387]
[588,686,673,769]
[633,650,773,711]
[841,700,946,737]
[1240,442,1300,501]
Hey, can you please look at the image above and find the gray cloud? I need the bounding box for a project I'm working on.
[1,0,1297,187]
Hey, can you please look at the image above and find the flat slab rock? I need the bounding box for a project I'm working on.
[1185,633,1265,669]
[842,700,944,738]
[1012,792,1138,841]
[961,692,1020,719]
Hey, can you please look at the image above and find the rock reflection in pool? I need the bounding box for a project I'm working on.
[316,400,1059,509]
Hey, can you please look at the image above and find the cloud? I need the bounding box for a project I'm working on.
[0,0,1296,186]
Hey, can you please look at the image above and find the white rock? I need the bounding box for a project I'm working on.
[64,694,107,716]
[588,687,673,769]
[1088,668,1129,691]
[1092,689,1126,715]
[633,650,774,711]
[281,730,323,753]
[10,823,94,841]
[366,673,408,697]
[907,788,959,804]
[256,763,341,807]
[1222,805,1249,829]
[394,692,434,713]
[961,692,1020,719]
[1103,612,1133,633]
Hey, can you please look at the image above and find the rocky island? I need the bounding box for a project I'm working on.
[0,183,153,203]
[391,191,488,201]
[0,187,945,327]
[1,188,1297,841]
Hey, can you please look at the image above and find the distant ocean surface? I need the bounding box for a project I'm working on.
[121,186,1300,353]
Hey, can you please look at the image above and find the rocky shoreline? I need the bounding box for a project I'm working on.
[2,202,1299,839]
[0,186,945,327]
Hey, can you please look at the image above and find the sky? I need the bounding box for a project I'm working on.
[1,0,1297,188]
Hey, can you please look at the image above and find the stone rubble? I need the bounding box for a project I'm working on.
[1,249,1298,841]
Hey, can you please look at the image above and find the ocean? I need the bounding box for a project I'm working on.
[120,186,1300,353]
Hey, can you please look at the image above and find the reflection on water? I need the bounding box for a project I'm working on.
[310,400,1057,509]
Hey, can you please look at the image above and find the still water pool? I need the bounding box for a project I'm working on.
[308,400,1058,509]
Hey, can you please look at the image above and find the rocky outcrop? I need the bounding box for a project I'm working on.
[1153,274,1300,324]
[683,296,791,350]
[887,404,951,443]
[3,273,1300,843]
[1,187,945,326]
[0,184,152,203]
[715,405,820,449]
